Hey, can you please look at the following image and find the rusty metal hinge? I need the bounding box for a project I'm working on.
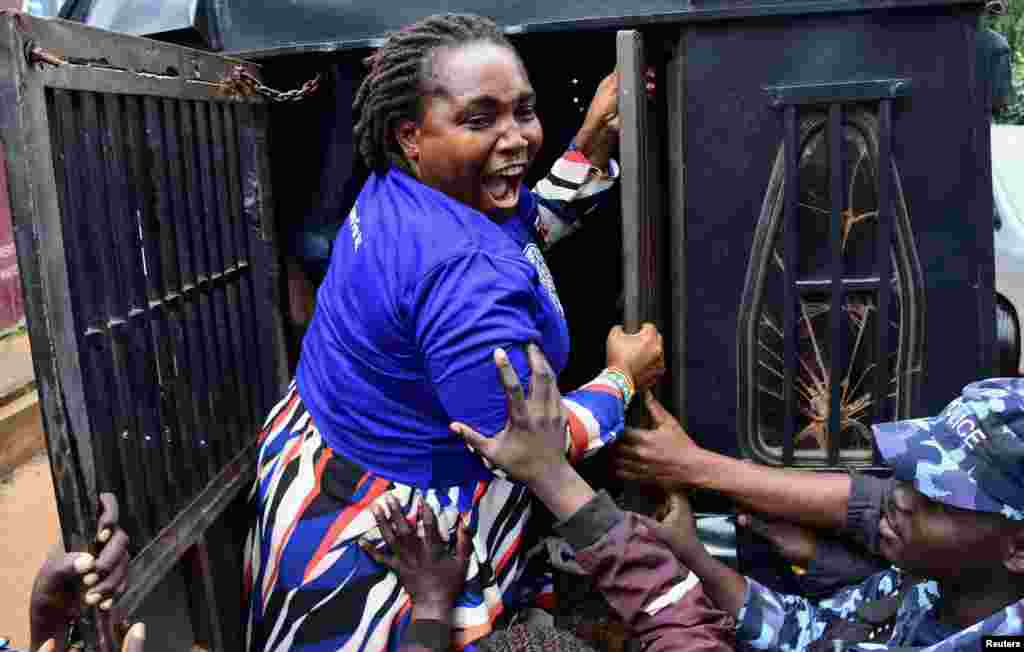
[24,40,66,67]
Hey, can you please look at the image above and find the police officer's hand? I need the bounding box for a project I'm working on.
[615,391,704,489]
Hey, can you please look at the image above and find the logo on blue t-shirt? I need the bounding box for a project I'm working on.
[523,243,564,316]
[348,206,363,252]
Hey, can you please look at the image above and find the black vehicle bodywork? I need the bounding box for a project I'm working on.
[0,0,1004,649]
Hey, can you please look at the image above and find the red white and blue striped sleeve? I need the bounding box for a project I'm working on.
[468,368,629,478]
[531,149,620,251]
[562,368,630,464]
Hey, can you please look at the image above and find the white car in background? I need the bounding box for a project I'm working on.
[993,124,1024,375]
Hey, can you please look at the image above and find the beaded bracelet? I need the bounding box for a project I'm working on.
[603,366,636,409]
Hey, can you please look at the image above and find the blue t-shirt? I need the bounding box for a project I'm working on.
[296,167,570,489]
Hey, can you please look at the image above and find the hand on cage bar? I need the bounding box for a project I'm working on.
[615,391,704,490]
[29,493,130,652]
[606,323,666,393]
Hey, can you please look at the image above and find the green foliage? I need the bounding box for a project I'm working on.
[987,2,1024,124]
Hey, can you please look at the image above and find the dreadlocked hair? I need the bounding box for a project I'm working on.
[474,624,599,652]
[352,13,515,174]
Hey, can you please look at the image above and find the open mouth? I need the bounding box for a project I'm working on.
[482,163,527,210]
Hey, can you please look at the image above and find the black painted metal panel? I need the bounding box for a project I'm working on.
[0,13,286,641]
[686,5,985,462]
[212,0,977,57]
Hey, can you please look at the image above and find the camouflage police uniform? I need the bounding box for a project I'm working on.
[736,378,1024,651]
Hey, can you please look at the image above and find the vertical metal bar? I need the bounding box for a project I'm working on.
[99,92,153,540]
[666,33,687,425]
[121,95,169,532]
[183,539,227,652]
[42,88,91,544]
[222,103,261,439]
[210,102,251,457]
[129,96,173,527]
[874,99,893,465]
[53,92,98,337]
[827,104,844,466]
[161,97,202,498]
[112,92,164,534]
[72,92,127,528]
[181,100,221,481]
[55,90,126,542]
[617,30,648,334]
[238,102,289,416]
[142,96,186,514]
[782,106,798,467]
[80,93,122,324]
[196,101,240,461]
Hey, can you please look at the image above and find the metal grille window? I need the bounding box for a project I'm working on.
[738,86,925,468]
[0,14,288,640]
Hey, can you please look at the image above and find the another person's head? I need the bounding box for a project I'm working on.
[353,13,543,215]
[474,623,598,652]
[872,378,1024,584]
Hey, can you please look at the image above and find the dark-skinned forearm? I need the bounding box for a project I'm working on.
[397,602,456,652]
[691,450,852,530]
[528,461,598,523]
[30,608,69,652]
[672,538,748,617]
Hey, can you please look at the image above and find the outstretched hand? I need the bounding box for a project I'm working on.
[30,493,131,651]
[361,496,471,622]
[450,343,568,484]
[615,391,704,490]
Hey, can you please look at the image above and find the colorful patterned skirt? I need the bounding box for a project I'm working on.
[244,383,557,652]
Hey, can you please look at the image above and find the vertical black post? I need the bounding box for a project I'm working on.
[828,104,844,466]
[182,100,223,480]
[142,96,185,514]
[222,103,262,442]
[99,92,152,540]
[874,99,893,464]
[195,101,236,465]
[161,97,202,500]
[617,30,649,335]
[782,106,798,467]
[121,95,171,530]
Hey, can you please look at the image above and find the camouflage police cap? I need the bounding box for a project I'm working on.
[873,378,1024,521]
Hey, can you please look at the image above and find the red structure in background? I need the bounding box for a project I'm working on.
[0,152,23,331]
[0,0,23,331]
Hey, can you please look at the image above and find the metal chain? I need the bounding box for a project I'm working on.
[220,65,321,103]
[985,0,1007,14]
[24,46,323,105]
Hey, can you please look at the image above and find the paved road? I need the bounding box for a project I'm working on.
[0,453,61,649]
